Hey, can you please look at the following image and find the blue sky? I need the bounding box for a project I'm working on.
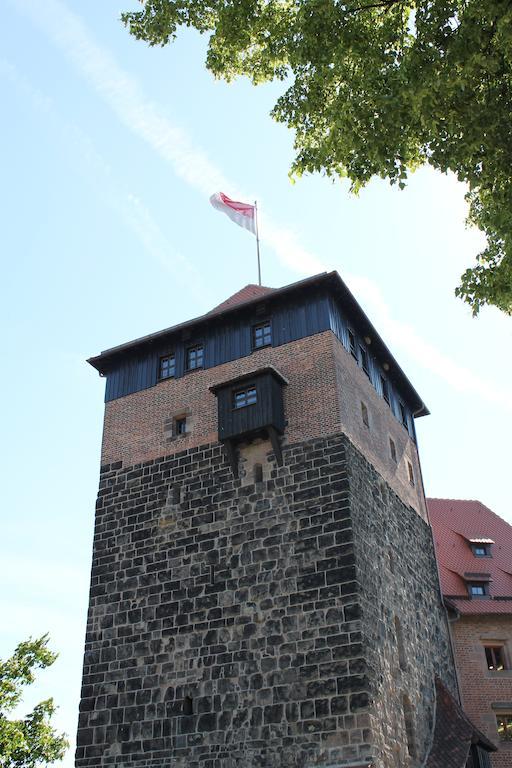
[1,0,511,764]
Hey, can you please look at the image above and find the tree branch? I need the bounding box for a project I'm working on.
[343,0,402,15]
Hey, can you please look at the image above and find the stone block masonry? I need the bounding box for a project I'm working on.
[76,434,455,768]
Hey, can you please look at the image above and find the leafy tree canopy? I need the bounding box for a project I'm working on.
[122,0,512,315]
[0,636,68,768]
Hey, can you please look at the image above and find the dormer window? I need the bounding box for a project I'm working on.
[469,538,493,558]
[472,544,491,557]
[252,321,272,349]
[468,582,488,598]
[159,354,175,380]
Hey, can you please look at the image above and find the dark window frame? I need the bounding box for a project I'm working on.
[361,401,370,428]
[485,645,507,671]
[496,712,512,742]
[468,582,488,598]
[472,544,492,558]
[233,386,258,410]
[174,416,187,436]
[399,402,409,433]
[348,329,358,359]
[186,344,204,371]
[380,374,390,404]
[407,460,415,486]
[389,437,397,463]
[252,321,272,350]
[159,353,176,380]
[359,345,370,377]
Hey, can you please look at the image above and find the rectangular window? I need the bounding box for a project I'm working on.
[359,346,370,377]
[361,402,369,428]
[399,403,409,432]
[472,544,491,557]
[252,322,272,349]
[407,460,415,486]
[468,582,487,597]
[348,330,357,359]
[485,646,506,671]
[380,375,390,404]
[389,438,397,463]
[175,417,187,436]
[233,387,257,409]
[186,345,204,371]
[159,354,175,380]
[496,713,512,741]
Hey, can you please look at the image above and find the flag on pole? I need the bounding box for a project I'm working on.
[210,192,256,235]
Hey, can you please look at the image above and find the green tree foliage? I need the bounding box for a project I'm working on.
[122,0,512,315]
[0,636,68,768]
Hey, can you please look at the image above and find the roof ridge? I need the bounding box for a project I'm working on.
[207,283,275,315]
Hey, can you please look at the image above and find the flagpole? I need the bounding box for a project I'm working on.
[254,200,261,286]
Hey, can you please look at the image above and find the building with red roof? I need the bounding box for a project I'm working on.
[428,498,512,767]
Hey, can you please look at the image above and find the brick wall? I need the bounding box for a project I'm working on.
[101,331,425,520]
[77,434,455,768]
[451,615,512,767]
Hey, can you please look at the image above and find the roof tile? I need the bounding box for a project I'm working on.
[207,284,274,315]
[427,498,512,615]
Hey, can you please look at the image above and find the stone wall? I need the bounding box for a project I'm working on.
[77,434,454,768]
[345,441,457,767]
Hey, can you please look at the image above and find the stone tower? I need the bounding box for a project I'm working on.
[77,272,492,768]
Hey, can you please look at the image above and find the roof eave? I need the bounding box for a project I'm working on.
[87,270,429,415]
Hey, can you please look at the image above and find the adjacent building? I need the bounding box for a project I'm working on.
[428,498,512,767]
[77,271,493,767]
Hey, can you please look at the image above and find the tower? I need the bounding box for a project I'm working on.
[77,272,492,767]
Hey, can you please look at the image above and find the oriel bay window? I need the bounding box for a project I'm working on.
[210,366,287,475]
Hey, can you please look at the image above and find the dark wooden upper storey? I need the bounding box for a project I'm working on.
[88,272,429,435]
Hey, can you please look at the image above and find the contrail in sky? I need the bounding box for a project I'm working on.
[9,0,511,411]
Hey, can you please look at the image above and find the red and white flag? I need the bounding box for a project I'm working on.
[210,192,256,236]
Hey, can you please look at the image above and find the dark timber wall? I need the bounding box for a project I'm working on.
[101,290,416,439]
[76,434,454,768]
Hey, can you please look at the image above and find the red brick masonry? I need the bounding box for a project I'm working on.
[101,331,424,518]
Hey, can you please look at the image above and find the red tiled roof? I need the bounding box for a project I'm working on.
[427,498,512,615]
[207,284,275,315]
[425,678,495,767]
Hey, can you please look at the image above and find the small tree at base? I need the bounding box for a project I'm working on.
[0,635,68,768]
